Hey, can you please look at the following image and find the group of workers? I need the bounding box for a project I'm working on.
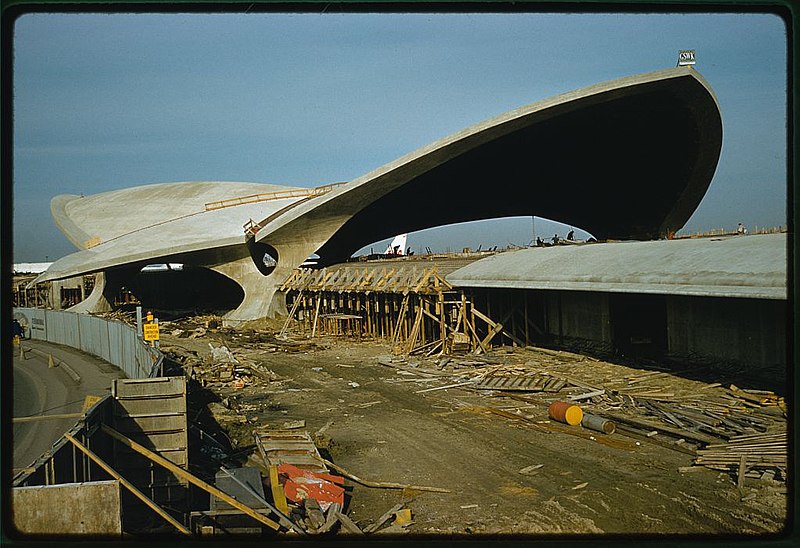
[535,229,576,247]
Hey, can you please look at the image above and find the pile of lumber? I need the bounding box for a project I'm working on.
[694,432,787,479]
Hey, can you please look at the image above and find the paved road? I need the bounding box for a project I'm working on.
[12,340,127,473]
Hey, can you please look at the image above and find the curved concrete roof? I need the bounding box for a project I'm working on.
[445,233,787,300]
[37,66,724,320]
[41,181,306,280]
[255,66,722,265]
[51,181,294,250]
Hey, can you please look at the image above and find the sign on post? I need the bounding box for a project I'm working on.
[677,50,696,66]
[143,323,160,341]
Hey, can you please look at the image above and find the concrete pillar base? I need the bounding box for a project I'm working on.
[67,271,116,314]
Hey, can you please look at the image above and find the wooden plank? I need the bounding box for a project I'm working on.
[471,306,497,328]
[364,503,405,533]
[436,292,447,351]
[405,305,425,354]
[415,380,476,394]
[391,294,410,344]
[101,425,280,531]
[312,455,450,493]
[737,456,747,488]
[317,502,342,534]
[279,290,303,338]
[336,509,365,535]
[311,296,322,338]
[463,310,489,354]
[451,301,465,350]
[602,413,718,445]
[269,464,290,517]
[479,320,504,350]
[13,413,83,423]
[413,269,433,293]
[64,433,191,535]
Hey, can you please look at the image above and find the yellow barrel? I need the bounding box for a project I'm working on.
[548,401,583,426]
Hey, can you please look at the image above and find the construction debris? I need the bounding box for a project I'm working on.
[117,312,785,536]
[694,432,787,480]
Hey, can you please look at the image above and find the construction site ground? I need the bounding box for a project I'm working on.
[157,317,788,537]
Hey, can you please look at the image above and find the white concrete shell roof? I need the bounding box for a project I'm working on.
[40,181,305,281]
[254,66,722,265]
[36,66,724,320]
[51,181,294,249]
[446,233,787,300]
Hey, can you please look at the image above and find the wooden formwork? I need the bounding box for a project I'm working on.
[111,377,189,522]
[279,266,510,356]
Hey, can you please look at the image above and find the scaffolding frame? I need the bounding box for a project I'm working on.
[280,266,509,356]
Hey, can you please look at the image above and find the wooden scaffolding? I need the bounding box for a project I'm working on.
[279,265,511,356]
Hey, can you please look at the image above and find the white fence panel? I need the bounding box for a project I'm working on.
[77,314,111,363]
[45,311,81,349]
[15,309,47,340]
[13,308,162,379]
[105,320,125,369]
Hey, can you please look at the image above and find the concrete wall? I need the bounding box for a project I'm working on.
[666,295,787,370]
[544,291,613,353]
[481,288,786,373]
[12,480,122,536]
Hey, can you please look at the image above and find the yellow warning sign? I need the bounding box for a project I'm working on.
[82,395,102,412]
[143,323,160,341]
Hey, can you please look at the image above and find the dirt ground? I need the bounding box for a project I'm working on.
[156,317,788,538]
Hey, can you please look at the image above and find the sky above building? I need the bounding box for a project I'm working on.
[12,9,788,261]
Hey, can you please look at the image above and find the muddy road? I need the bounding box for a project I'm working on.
[160,323,788,538]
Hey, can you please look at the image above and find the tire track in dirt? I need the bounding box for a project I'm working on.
[241,345,786,535]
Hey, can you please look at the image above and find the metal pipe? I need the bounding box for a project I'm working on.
[581,413,616,434]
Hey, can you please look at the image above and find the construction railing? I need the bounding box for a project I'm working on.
[205,181,348,211]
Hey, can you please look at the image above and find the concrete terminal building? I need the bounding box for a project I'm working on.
[36,66,724,322]
[446,233,788,377]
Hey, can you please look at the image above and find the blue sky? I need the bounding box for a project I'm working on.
[12,11,788,261]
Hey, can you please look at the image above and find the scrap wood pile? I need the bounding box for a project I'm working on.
[188,427,447,536]
[379,347,788,482]
[161,328,325,390]
[162,343,284,390]
[694,432,787,481]
[162,315,322,352]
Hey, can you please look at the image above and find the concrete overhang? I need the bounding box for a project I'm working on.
[255,66,723,265]
[36,181,303,283]
[37,66,724,320]
[445,233,787,300]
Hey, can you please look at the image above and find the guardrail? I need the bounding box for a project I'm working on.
[13,308,163,379]
[205,181,348,211]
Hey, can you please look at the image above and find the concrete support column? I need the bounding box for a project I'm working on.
[213,241,324,324]
[66,271,117,314]
[210,256,284,325]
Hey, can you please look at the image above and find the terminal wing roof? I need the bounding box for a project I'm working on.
[38,66,723,286]
[38,181,309,280]
[445,233,787,300]
[255,66,723,265]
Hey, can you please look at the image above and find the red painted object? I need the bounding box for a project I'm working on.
[277,463,345,510]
